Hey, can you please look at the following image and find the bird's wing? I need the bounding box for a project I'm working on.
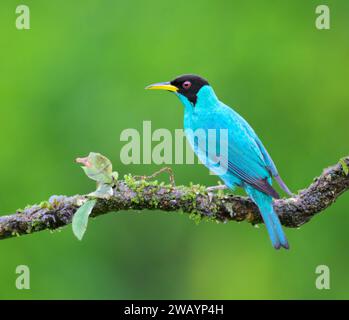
[232,110,293,195]
[233,112,278,176]
[226,124,280,199]
[227,160,280,199]
[200,103,281,199]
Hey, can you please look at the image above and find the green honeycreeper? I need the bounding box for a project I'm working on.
[146,74,292,249]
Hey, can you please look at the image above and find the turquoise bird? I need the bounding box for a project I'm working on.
[146,74,292,249]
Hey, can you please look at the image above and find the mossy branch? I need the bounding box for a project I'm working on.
[0,156,348,240]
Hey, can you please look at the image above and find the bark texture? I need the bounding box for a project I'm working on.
[0,156,348,240]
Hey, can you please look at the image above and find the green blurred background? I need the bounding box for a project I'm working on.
[0,0,348,299]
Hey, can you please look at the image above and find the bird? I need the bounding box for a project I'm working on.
[146,74,292,249]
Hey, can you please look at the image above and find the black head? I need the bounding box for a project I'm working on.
[146,74,209,105]
[170,74,209,105]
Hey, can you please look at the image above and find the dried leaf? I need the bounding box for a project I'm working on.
[76,152,113,184]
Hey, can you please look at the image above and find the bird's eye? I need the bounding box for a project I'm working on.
[182,81,192,89]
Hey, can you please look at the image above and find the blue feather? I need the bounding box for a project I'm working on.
[177,85,291,249]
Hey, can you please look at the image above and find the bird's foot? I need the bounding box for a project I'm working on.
[134,167,176,187]
[206,185,228,203]
[206,185,228,192]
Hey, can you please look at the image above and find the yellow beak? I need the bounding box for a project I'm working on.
[145,82,178,92]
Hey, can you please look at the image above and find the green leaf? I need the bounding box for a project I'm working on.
[76,152,113,184]
[89,183,113,199]
[340,158,349,176]
[72,199,97,240]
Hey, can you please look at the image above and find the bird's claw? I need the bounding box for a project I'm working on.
[206,185,227,203]
[207,192,214,203]
[206,185,228,192]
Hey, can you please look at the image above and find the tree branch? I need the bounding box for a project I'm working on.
[0,156,348,240]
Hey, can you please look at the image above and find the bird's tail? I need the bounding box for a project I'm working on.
[245,186,289,250]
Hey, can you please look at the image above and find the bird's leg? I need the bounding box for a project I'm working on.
[134,167,176,187]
